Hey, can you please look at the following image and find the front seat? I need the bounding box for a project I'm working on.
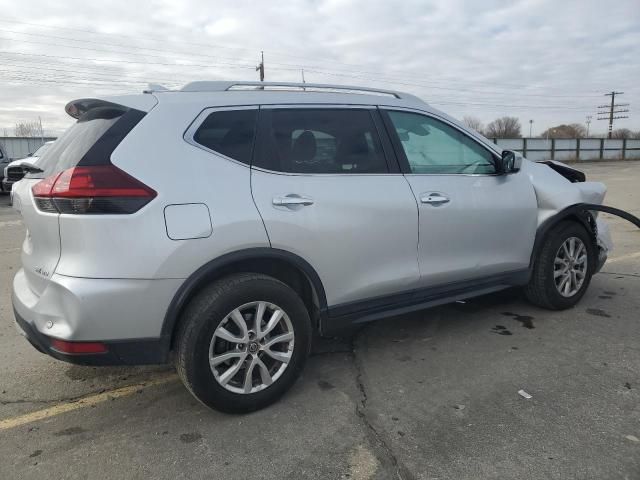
[289,131,317,172]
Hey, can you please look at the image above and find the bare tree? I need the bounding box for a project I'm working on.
[462,116,484,134]
[485,117,521,138]
[14,121,42,137]
[540,123,587,139]
[611,128,633,139]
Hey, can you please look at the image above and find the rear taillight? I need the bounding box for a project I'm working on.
[32,165,156,214]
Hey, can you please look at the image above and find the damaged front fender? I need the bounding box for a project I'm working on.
[522,159,640,273]
[521,160,607,227]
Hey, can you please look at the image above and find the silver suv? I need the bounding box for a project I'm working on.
[12,81,613,412]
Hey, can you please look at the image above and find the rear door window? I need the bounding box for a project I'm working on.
[192,109,258,165]
[254,108,388,174]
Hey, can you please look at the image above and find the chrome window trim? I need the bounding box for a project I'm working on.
[380,106,504,177]
[251,165,403,177]
[259,103,377,110]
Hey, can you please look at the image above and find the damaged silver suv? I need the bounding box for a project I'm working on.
[12,81,617,413]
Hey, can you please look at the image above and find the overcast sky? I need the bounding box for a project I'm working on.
[1,0,638,137]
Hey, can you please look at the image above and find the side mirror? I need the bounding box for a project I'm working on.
[27,152,34,157]
[499,150,522,174]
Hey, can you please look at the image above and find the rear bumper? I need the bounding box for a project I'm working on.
[13,308,168,366]
[12,268,182,365]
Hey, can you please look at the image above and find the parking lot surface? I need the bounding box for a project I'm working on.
[1,161,639,480]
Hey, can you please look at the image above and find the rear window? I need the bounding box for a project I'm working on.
[32,105,144,178]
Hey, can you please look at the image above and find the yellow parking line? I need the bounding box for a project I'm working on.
[0,373,178,431]
[607,251,640,264]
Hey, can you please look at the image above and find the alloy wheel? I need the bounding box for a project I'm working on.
[208,301,295,394]
[553,237,588,297]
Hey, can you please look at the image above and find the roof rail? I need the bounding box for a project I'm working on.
[179,81,402,98]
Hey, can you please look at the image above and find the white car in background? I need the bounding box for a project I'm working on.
[3,141,54,203]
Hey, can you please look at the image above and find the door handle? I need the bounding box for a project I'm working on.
[272,194,314,207]
[420,193,450,205]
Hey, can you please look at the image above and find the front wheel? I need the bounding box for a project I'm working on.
[525,221,595,310]
[174,273,312,413]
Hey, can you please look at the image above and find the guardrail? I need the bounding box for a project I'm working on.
[489,138,640,162]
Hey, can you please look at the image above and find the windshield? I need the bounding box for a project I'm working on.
[32,143,52,158]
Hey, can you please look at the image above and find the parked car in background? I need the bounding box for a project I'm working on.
[0,143,10,193]
[11,81,614,413]
[2,141,54,194]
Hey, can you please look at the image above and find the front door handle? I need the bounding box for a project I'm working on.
[420,193,450,205]
[272,194,314,207]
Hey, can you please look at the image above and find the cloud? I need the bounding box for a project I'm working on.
[204,18,240,37]
[0,0,638,136]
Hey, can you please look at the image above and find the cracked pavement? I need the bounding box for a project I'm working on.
[1,161,640,479]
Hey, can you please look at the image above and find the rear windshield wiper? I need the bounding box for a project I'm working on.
[20,162,43,174]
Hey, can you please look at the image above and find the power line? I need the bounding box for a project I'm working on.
[1,49,602,110]
[0,18,606,90]
[597,91,630,138]
[1,60,199,85]
[0,50,256,71]
[0,22,616,96]
[0,34,265,70]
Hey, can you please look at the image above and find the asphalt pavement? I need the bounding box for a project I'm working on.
[1,161,639,480]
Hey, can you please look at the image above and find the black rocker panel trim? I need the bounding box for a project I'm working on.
[321,269,529,335]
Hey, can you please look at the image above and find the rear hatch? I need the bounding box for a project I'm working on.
[14,97,155,295]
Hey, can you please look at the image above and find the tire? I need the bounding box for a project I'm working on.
[524,220,595,310]
[174,273,312,413]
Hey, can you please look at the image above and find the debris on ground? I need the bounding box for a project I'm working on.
[518,389,532,399]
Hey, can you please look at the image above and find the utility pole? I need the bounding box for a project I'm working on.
[301,68,305,84]
[585,115,592,137]
[597,91,629,139]
[256,51,265,82]
[38,116,44,143]
[529,119,533,137]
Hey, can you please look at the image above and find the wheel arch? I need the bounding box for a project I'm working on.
[161,248,328,350]
[530,204,598,270]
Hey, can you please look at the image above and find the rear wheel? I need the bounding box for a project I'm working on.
[174,273,312,413]
[525,221,595,310]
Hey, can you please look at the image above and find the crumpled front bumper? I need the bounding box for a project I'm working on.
[595,217,613,273]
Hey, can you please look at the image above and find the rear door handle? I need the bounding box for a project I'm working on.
[420,193,450,205]
[272,194,314,207]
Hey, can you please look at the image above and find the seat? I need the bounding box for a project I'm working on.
[336,133,378,172]
[290,131,317,172]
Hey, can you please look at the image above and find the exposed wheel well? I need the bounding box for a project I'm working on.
[163,250,326,350]
[531,207,597,270]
